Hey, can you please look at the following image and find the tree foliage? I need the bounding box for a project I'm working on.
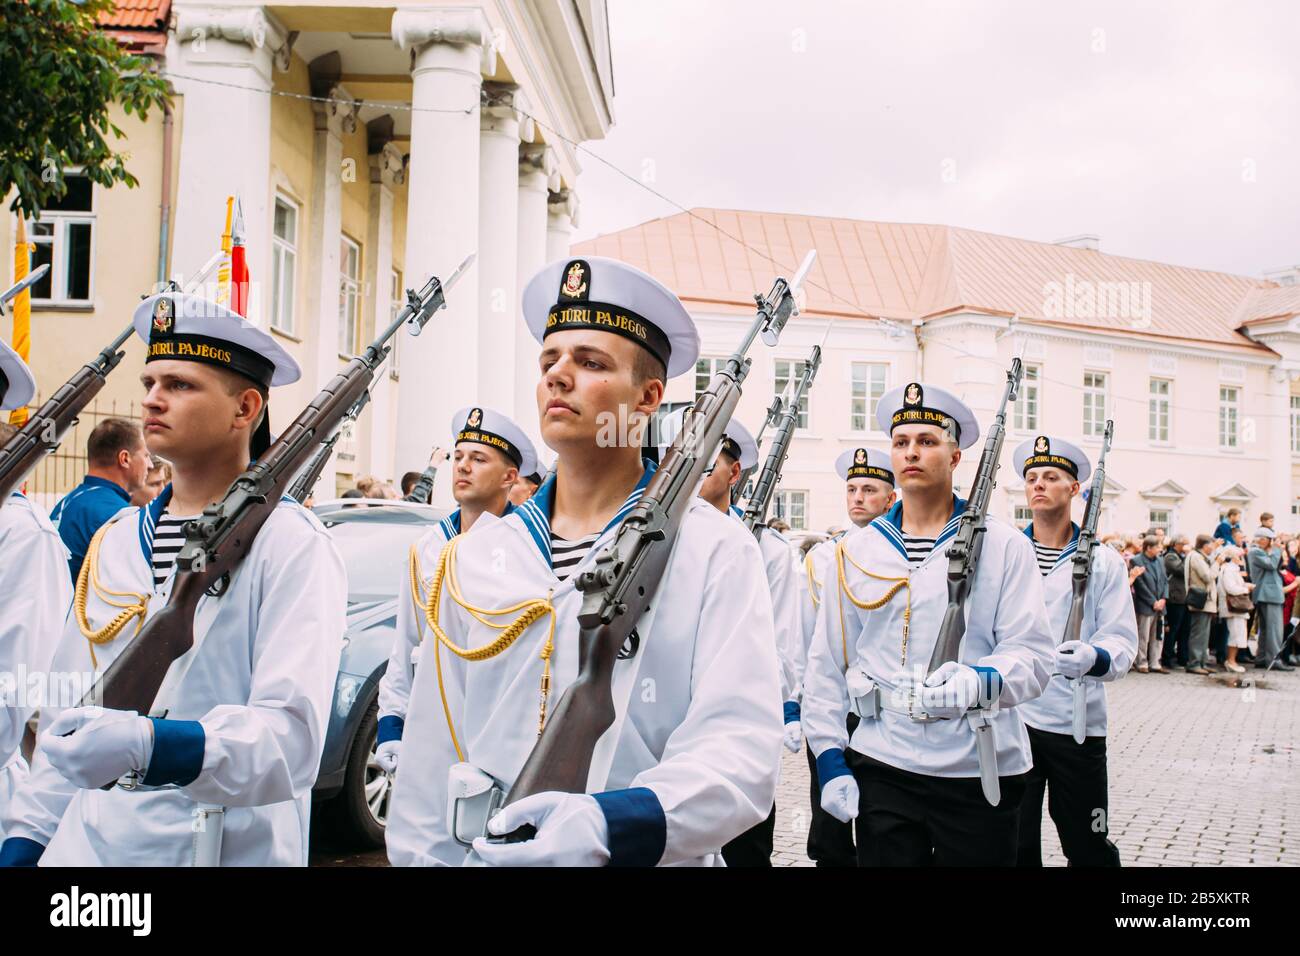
[0,0,171,217]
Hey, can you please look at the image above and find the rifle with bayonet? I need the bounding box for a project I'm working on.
[0,264,130,504]
[82,255,475,722]
[924,358,1022,806]
[1061,418,1113,744]
[498,250,817,838]
[742,346,820,537]
[287,391,371,503]
[732,394,783,507]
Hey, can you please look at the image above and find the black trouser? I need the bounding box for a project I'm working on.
[1211,617,1228,664]
[1161,602,1189,668]
[804,713,860,867]
[1017,726,1121,867]
[845,748,1027,866]
[721,804,776,867]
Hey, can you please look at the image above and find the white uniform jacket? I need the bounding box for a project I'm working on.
[0,493,71,839]
[386,462,783,867]
[1017,524,1138,737]
[0,489,346,866]
[731,508,800,706]
[375,509,501,747]
[802,496,1053,780]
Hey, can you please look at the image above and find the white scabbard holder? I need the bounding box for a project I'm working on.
[447,762,505,848]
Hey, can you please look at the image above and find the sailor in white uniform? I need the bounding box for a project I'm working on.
[802,382,1053,865]
[0,291,346,866]
[679,409,798,866]
[1011,435,1136,867]
[375,407,538,775]
[385,256,782,866]
[796,445,895,866]
[0,344,73,840]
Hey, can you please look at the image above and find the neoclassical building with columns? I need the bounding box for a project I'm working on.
[3,0,611,503]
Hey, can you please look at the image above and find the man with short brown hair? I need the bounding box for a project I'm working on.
[49,417,151,580]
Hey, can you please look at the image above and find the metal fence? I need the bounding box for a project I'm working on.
[16,398,141,509]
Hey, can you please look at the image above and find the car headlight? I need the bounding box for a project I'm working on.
[335,674,365,720]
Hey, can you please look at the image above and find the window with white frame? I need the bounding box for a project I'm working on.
[694,357,724,403]
[1148,508,1171,534]
[1149,377,1171,443]
[270,196,297,334]
[1013,505,1033,530]
[774,489,808,531]
[850,362,887,431]
[1291,396,1300,454]
[338,236,361,356]
[388,270,402,379]
[774,360,810,429]
[1219,386,1240,449]
[29,172,95,304]
[1013,364,1040,431]
[1082,370,1107,437]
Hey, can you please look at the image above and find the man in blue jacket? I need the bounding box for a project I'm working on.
[49,417,151,580]
[1247,528,1292,671]
[1213,509,1242,546]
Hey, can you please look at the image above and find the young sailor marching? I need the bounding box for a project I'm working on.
[1012,435,1136,867]
[375,407,538,775]
[0,292,347,866]
[801,382,1053,865]
[385,257,782,866]
[684,409,799,867]
[796,446,894,866]
[0,343,72,837]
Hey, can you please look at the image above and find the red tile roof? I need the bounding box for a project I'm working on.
[99,0,170,50]
[574,208,1286,353]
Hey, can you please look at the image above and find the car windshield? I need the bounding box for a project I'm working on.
[321,511,436,602]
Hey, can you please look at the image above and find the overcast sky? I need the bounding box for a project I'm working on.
[573,0,1299,278]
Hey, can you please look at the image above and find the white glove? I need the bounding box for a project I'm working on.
[1056,641,1098,679]
[43,707,153,790]
[375,739,400,774]
[819,774,859,824]
[473,792,610,866]
[782,720,802,753]
[920,661,981,720]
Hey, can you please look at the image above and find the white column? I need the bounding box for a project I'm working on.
[477,82,530,416]
[363,143,405,482]
[546,187,577,265]
[515,143,556,447]
[170,4,290,299]
[391,8,493,486]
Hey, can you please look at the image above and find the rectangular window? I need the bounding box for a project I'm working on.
[270,196,298,334]
[850,362,887,431]
[389,270,402,379]
[694,357,724,403]
[774,489,808,531]
[29,172,95,304]
[1148,377,1171,443]
[1148,509,1171,534]
[338,236,361,357]
[1291,396,1300,454]
[1013,505,1033,530]
[1219,386,1239,449]
[774,360,809,429]
[1013,364,1040,431]
[1082,371,1107,437]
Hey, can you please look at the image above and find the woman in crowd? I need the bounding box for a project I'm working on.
[1185,534,1218,675]
[1217,546,1254,674]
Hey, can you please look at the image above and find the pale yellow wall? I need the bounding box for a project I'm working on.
[2,102,168,499]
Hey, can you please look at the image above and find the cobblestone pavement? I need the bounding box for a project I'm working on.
[771,667,1299,866]
[312,668,1298,866]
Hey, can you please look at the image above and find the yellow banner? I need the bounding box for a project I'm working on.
[9,219,31,427]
